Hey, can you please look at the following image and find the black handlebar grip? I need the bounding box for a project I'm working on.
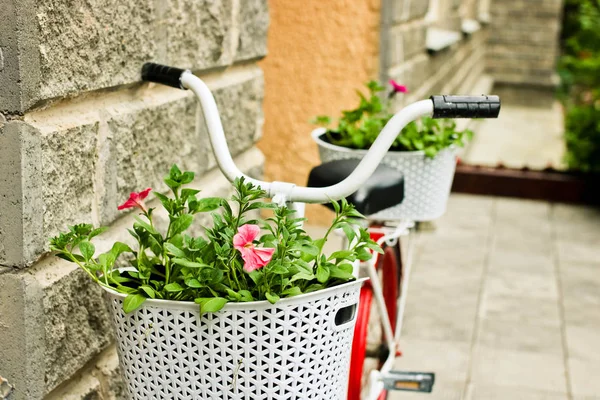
[430,95,501,119]
[141,63,189,89]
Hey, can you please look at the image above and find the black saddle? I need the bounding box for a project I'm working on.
[307,159,405,216]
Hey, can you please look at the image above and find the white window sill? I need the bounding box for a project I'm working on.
[478,12,491,25]
[462,19,482,36]
[426,28,462,54]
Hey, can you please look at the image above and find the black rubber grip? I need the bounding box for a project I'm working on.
[141,63,188,89]
[430,95,501,119]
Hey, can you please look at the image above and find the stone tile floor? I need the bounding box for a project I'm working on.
[461,86,566,170]
[387,194,600,400]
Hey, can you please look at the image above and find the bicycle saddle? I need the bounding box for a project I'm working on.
[307,159,404,216]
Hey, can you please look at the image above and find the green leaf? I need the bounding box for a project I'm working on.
[193,197,222,213]
[265,292,280,304]
[154,192,173,213]
[290,272,314,282]
[164,242,186,258]
[181,188,200,200]
[341,224,356,243]
[225,288,242,301]
[316,264,330,283]
[313,238,326,251]
[164,178,181,191]
[365,241,384,254]
[356,246,373,261]
[171,258,207,269]
[115,285,138,294]
[164,282,184,292]
[139,285,156,299]
[180,171,195,184]
[304,283,324,293]
[170,214,194,236]
[133,216,158,235]
[328,250,353,261]
[89,227,108,239]
[195,297,228,314]
[185,278,202,288]
[238,290,254,302]
[269,264,288,274]
[169,164,182,179]
[329,266,354,280]
[281,286,302,297]
[123,294,147,313]
[79,240,95,261]
[338,263,354,273]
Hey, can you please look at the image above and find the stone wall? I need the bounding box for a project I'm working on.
[487,0,563,87]
[381,0,489,107]
[0,1,268,399]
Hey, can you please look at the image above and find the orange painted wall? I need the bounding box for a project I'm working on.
[258,0,381,225]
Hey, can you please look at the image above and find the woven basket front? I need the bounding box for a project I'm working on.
[312,129,457,221]
[104,279,364,400]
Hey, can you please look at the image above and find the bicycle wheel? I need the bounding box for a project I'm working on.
[347,241,402,400]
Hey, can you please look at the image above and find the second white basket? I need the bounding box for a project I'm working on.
[312,129,457,221]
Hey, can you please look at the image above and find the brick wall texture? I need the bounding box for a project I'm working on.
[487,0,563,86]
[0,1,268,399]
[382,0,488,108]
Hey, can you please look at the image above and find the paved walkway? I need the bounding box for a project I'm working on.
[461,86,566,170]
[390,194,600,400]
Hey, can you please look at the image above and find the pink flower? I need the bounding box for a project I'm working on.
[117,188,152,211]
[389,80,408,93]
[233,224,275,273]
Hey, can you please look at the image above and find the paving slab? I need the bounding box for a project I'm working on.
[390,193,600,399]
[568,358,600,397]
[463,100,565,170]
[466,383,567,400]
[471,347,567,393]
[478,318,563,355]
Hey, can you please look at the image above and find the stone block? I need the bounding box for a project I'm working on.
[0,0,40,114]
[45,346,125,400]
[408,0,429,20]
[389,24,426,66]
[235,0,269,61]
[0,121,44,268]
[36,0,156,101]
[160,0,235,69]
[41,122,99,241]
[392,0,428,22]
[0,273,45,400]
[42,267,113,393]
[3,0,270,112]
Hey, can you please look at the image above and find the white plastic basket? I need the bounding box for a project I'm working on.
[104,279,365,400]
[312,129,457,221]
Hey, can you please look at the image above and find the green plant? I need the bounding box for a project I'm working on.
[559,0,600,172]
[312,80,473,158]
[50,165,381,314]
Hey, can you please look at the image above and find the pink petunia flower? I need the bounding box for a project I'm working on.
[117,188,152,211]
[233,224,275,273]
[389,80,408,93]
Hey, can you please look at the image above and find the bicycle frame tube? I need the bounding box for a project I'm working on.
[181,72,434,204]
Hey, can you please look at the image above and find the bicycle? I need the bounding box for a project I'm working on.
[141,62,501,399]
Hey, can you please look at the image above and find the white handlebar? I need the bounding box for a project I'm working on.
[181,72,434,204]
